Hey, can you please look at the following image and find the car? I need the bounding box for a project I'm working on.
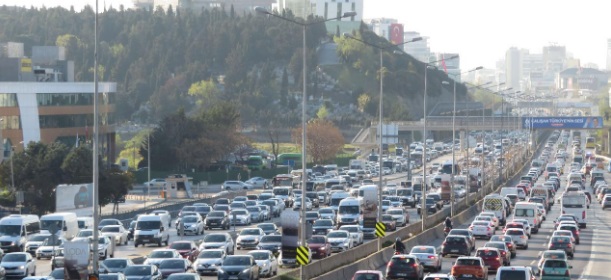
[547,236,574,258]
[469,221,495,239]
[204,211,230,230]
[385,255,425,280]
[484,241,511,265]
[166,273,200,280]
[1,252,35,278]
[551,230,577,245]
[198,233,234,255]
[293,197,313,210]
[474,247,503,272]
[193,205,212,219]
[257,205,271,221]
[158,258,193,278]
[339,225,364,246]
[236,228,266,250]
[143,249,182,266]
[217,255,260,280]
[94,236,116,259]
[312,219,335,236]
[554,216,577,229]
[192,249,226,276]
[257,235,282,255]
[386,208,409,227]
[318,208,336,221]
[307,235,331,259]
[123,265,162,280]
[246,206,264,223]
[509,219,532,237]
[248,250,278,277]
[326,230,353,253]
[100,258,135,274]
[101,225,129,246]
[409,246,442,272]
[447,229,476,251]
[494,266,537,279]
[352,270,386,280]
[48,268,64,280]
[246,177,269,189]
[229,209,252,226]
[98,219,123,230]
[540,259,572,279]
[479,212,500,228]
[441,235,471,257]
[177,214,205,236]
[36,237,66,260]
[25,234,51,256]
[99,274,127,280]
[538,250,568,271]
[169,241,200,262]
[490,235,517,258]
[222,180,254,190]
[256,223,279,235]
[450,256,488,280]
[557,224,580,244]
[504,229,528,249]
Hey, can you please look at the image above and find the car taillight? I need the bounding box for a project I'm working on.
[562,211,565,214]
[469,226,473,230]
[575,231,580,235]
[496,257,500,261]
[567,243,572,248]
[565,269,570,276]
[412,263,419,268]
[428,256,436,259]
[507,243,512,248]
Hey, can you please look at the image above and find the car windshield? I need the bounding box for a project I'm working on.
[247,207,260,213]
[149,251,174,258]
[505,230,523,236]
[203,234,226,242]
[208,211,225,218]
[543,252,566,259]
[0,225,21,236]
[319,209,332,214]
[473,222,489,226]
[77,230,93,237]
[136,221,161,230]
[308,236,326,244]
[249,252,269,260]
[476,250,498,257]
[103,259,128,268]
[552,237,570,243]
[485,243,504,250]
[389,257,415,266]
[456,258,481,266]
[314,220,333,227]
[159,259,184,268]
[327,232,348,238]
[382,215,393,221]
[241,229,260,235]
[260,235,281,242]
[223,256,251,266]
[170,243,192,250]
[387,210,403,215]
[353,273,381,280]
[182,206,196,212]
[199,250,223,258]
[42,238,62,246]
[99,220,118,226]
[29,234,51,242]
[124,266,151,276]
[446,237,465,244]
[341,226,357,232]
[2,254,25,262]
[101,226,120,232]
[183,217,198,223]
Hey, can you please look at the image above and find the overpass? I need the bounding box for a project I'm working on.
[374,116,523,131]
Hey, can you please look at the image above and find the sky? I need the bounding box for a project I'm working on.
[3,0,611,71]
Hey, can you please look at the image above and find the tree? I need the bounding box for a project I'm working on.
[61,146,93,183]
[188,78,220,108]
[267,129,280,167]
[357,93,371,113]
[316,104,329,119]
[292,119,345,164]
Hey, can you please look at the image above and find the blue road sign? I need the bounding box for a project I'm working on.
[522,116,603,129]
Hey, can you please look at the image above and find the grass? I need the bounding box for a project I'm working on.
[253,143,358,156]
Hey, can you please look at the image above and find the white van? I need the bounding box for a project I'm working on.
[483,195,508,226]
[134,214,170,247]
[40,212,78,240]
[0,215,40,252]
[513,202,541,233]
[330,191,350,212]
[77,217,94,229]
[337,197,361,227]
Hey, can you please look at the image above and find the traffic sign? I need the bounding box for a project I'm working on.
[296,246,310,265]
[375,222,386,237]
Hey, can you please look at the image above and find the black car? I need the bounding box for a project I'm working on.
[385,255,424,280]
[217,255,259,280]
[426,194,444,209]
[305,192,320,208]
[312,219,335,235]
[194,206,212,219]
[416,198,438,215]
[204,211,230,230]
[448,229,476,251]
[127,220,136,240]
[441,235,471,257]
[548,236,575,258]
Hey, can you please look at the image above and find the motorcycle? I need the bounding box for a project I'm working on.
[444,226,452,236]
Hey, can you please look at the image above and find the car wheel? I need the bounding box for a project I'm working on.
[134,242,139,248]
[158,239,162,247]
[36,255,40,260]
[31,268,35,276]
[124,238,128,245]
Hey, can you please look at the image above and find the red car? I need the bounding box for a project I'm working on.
[168,240,199,262]
[307,235,331,259]
[475,247,503,272]
[516,184,531,196]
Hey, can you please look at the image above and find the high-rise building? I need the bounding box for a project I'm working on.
[363,18,398,41]
[434,53,460,82]
[141,0,275,14]
[542,45,566,73]
[607,38,611,70]
[505,47,522,91]
[403,31,430,63]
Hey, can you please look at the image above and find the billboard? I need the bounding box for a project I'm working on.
[281,210,299,264]
[522,117,603,129]
[389,23,404,45]
[56,184,93,211]
[63,241,90,279]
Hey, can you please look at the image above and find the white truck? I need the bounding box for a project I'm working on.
[134,215,170,247]
[337,197,361,227]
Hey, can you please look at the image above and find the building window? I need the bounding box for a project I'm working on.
[0,116,20,129]
[0,93,18,107]
[36,92,115,106]
[337,3,342,20]
[39,113,115,129]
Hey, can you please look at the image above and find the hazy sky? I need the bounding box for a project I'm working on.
[3,0,611,71]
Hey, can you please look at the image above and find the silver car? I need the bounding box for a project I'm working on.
[192,249,226,276]
[198,233,235,255]
[504,228,529,249]
[409,245,442,272]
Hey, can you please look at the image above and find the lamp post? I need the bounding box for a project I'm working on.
[255,7,356,270]
[444,66,482,217]
[342,34,422,250]
[92,0,100,273]
[498,90,519,180]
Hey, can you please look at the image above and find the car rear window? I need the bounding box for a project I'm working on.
[456,259,481,266]
[476,250,498,257]
[353,273,380,280]
[446,237,466,244]
[545,260,567,268]
[390,257,415,265]
[498,270,526,279]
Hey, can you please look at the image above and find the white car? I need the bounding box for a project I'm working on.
[381,200,391,212]
[511,219,533,237]
[179,215,205,235]
[229,209,252,226]
[318,208,336,221]
[101,225,129,246]
[222,181,254,191]
[504,228,529,249]
[479,212,500,228]
[245,177,269,189]
[248,250,278,277]
[73,229,102,243]
[98,218,123,230]
[25,233,51,255]
[93,236,115,259]
[293,197,313,210]
[1,253,36,278]
[469,221,495,239]
[236,228,265,250]
[339,225,364,246]
[36,237,66,260]
[386,208,408,227]
[150,210,172,228]
[535,203,547,220]
[192,249,226,276]
[326,230,353,253]
[145,178,167,189]
[474,215,498,229]
[144,249,182,266]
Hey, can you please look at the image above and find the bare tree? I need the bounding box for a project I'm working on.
[292,119,345,164]
[268,129,280,167]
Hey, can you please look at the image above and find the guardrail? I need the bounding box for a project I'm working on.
[271,130,549,280]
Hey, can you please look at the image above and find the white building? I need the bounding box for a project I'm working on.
[505,47,521,91]
[363,18,397,41]
[273,0,362,21]
[403,31,430,63]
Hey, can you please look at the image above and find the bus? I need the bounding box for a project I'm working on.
[272,174,295,187]
[246,155,269,170]
[276,153,302,167]
[560,191,587,228]
[585,136,596,149]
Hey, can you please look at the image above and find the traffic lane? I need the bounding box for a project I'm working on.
[579,200,611,279]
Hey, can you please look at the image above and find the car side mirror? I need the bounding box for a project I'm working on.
[160,226,165,232]
[569,265,573,269]
[252,262,257,266]
[63,227,68,231]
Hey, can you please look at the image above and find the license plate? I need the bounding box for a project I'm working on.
[463,274,472,277]
[396,273,407,276]
[211,223,217,225]
[229,277,239,280]
[451,249,459,252]
[142,239,150,242]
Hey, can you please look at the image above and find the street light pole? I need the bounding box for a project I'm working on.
[92,0,100,274]
[9,147,14,191]
[377,49,383,250]
[146,131,151,207]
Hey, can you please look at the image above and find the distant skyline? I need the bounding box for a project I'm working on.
[2,0,611,71]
